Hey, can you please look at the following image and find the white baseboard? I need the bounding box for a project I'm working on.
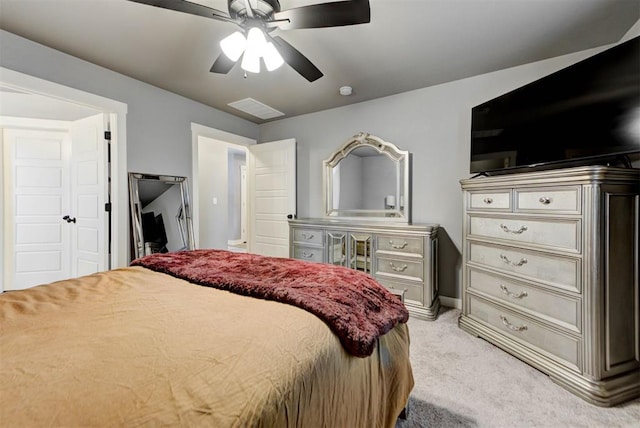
[439,296,461,309]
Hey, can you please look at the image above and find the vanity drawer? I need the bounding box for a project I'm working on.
[468,215,580,252]
[375,277,423,305]
[292,245,324,263]
[292,228,323,246]
[376,234,423,255]
[515,186,581,214]
[469,191,511,211]
[468,242,581,293]
[467,268,581,333]
[467,295,581,372]
[376,256,423,282]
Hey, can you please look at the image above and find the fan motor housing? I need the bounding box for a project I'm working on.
[228,0,281,20]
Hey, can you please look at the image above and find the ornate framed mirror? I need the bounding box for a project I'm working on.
[129,173,195,260]
[323,132,411,222]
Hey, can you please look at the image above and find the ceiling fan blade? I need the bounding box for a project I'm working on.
[210,53,237,74]
[273,0,370,30]
[127,0,233,23]
[271,36,323,82]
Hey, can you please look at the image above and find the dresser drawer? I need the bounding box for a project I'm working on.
[468,242,580,293]
[515,187,581,214]
[375,277,423,305]
[469,191,511,211]
[292,246,323,263]
[467,295,581,372]
[376,234,423,255]
[292,228,323,246]
[376,256,423,282]
[468,215,580,252]
[467,268,581,333]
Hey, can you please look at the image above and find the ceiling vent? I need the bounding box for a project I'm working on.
[228,98,284,120]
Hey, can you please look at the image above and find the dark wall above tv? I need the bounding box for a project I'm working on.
[470,36,640,175]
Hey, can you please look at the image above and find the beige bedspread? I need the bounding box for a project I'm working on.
[0,266,413,427]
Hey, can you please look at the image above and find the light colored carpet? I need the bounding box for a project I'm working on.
[397,308,640,428]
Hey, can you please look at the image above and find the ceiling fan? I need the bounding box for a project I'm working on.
[127,0,371,82]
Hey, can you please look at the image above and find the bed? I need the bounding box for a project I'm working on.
[0,249,413,427]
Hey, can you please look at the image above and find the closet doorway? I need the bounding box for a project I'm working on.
[0,69,128,292]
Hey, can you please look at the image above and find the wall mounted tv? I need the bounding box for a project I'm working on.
[470,36,640,175]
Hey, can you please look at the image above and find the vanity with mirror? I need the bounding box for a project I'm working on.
[129,173,195,260]
[289,133,440,320]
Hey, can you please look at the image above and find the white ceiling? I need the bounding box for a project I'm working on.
[0,0,638,124]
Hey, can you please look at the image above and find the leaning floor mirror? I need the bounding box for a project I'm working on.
[129,173,195,260]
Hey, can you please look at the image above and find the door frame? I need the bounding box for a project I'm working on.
[190,122,256,249]
[0,67,128,290]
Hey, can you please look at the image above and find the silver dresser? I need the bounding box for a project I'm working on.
[459,166,640,406]
[289,219,440,320]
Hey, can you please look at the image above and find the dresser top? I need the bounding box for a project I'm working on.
[289,218,439,234]
[460,166,640,189]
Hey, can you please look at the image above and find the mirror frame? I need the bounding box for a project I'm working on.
[129,172,195,260]
[323,132,411,222]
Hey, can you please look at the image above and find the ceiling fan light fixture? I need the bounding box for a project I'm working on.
[263,42,284,71]
[241,27,267,73]
[220,31,247,62]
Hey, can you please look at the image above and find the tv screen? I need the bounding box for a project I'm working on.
[470,36,640,175]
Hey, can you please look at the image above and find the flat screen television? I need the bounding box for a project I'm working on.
[470,36,640,175]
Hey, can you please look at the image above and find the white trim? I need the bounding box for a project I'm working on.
[0,67,128,276]
[439,296,462,309]
[190,122,256,249]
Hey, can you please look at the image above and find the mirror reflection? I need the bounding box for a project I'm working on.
[324,133,411,222]
[129,173,195,260]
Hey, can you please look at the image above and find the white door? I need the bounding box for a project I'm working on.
[2,114,108,291]
[69,114,109,276]
[2,128,72,290]
[247,139,296,257]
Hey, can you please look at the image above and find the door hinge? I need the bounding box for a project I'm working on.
[104,202,112,212]
[104,131,111,141]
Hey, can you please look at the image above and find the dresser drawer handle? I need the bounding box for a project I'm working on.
[483,197,493,204]
[538,196,552,205]
[301,233,315,240]
[389,240,408,249]
[500,224,528,234]
[500,254,527,267]
[500,315,528,332]
[389,262,408,272]
[301,251,315,259]
[500,284,528,299]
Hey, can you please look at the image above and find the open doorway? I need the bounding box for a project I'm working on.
[191,123,255,251]
[191,123,296,258]
[0,67,128,292]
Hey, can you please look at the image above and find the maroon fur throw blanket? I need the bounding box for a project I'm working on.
[131,249,409,357]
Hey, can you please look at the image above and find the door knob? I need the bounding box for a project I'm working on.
[287,214,294,219]
[63,215,76,224]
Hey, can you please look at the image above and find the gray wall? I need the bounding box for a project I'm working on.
[258,43,633,300]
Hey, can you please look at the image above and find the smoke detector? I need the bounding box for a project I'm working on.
[339,86,353,96]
